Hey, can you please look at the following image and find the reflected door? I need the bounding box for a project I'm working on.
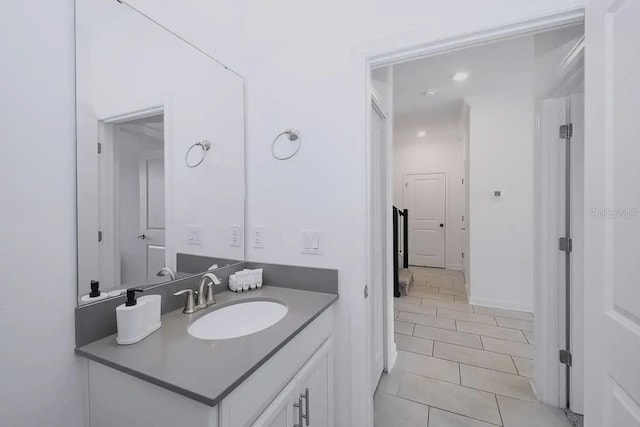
[139,150,165,280]
[406,173,446,268]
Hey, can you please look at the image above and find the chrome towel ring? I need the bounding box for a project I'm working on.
[271,129,301,160]
[186,140,211,168]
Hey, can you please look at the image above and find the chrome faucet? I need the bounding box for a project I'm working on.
[157,267,177,281]
[174,272,222,314]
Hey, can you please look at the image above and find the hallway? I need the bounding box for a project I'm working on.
[374,267,571,427]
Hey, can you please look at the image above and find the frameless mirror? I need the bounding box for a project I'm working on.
[76,0,245,305]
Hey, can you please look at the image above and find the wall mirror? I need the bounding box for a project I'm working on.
[75,0,245,305]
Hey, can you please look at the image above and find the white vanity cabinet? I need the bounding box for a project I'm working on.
[87,307,334,427]
[253,339,332,427]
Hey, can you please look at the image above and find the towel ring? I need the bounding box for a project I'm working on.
[271,129,301,160]
[186,140,211,168]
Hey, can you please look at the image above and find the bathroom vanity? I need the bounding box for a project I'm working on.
[77,286,337,427]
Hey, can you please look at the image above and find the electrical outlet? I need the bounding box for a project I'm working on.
[230,225,241,247]
[187,225,202,245]
[252,227,264,248]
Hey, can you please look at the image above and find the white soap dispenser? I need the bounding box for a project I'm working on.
[116,288,158,345]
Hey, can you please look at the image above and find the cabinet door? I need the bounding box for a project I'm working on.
[252,381,297,427]
[294,340,332,427]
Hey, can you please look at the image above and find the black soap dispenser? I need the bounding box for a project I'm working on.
[89,280,101,298]
[125,288,144,306]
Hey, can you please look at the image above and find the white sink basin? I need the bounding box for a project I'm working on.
[187,300,288,340]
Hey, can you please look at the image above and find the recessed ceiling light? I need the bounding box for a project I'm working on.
[417,130,427,137]
[422,90,436,97]
[451,71,470,82]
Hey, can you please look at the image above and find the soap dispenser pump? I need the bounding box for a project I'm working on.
[125,288,143,306]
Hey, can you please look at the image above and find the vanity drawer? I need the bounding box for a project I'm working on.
[219,307,333,427]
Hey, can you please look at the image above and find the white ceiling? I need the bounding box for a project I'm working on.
[390,25,582,142]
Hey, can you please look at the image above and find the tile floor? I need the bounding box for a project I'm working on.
[374,267,571,427]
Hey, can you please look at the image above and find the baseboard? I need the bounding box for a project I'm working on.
[445,263,463,271]
[386,344,398,372]
[468,295,534,313]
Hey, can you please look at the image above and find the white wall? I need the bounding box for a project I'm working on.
[0,1,86,426]
[394,133,465,270]
[466,92,536,311]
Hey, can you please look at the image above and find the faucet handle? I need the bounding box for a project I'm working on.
[174,289,197,314]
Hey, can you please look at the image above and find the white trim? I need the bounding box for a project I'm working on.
[533,38,584,408]
[469,295,534,313]
[360,9,585,426]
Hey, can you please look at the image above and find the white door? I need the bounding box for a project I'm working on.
[584,1,640,425]
[369,103,385,394]
[405,173,446,267]
[139,150,165,280]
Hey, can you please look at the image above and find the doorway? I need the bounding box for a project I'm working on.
[405,173,446,268]
[366,17,585,427]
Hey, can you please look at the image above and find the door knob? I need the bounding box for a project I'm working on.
[439,224,444,228]
[137,234,147,239]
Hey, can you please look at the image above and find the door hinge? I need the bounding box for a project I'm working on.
[98,230,103,242]
[461,252,464,259]
[559,123,573,139]
[98,142,102,154]
[559,237,572,252]
[364,284,369,299]
[559,349,572,366]
[461,178,464,184]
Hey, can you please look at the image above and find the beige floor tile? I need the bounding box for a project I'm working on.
[374,392,429,427]
[399,295,424,305]
[422,299,474,313]
[495,316,534,332]
[473,305,534,320]
[437,308,497,325]
[460,364,536,401]
[420,292,456,303]
[377,369,404,395]
[414,325,483,349]
[456,321,527,343]
[481,336,534,359]
[454,295,469,304]
[396,350,460,384]
[438,287,468,297]
[398,311,457,331]
[513,356,534,378]
[497,395,572,427]
[428,408,497,427]
[396,301,438,316]
[395,320,415,336]
[398,373,502,425]
[395,333,434,356]
[523,330,535,344]
[434,341,517,374]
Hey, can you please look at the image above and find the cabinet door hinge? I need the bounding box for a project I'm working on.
[559,123,573,139]
[559,350,572,366]
[559,237,572,252]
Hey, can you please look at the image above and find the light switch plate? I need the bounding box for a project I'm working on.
[230,225,241,247]
[252,226,264,248]
[301,230,323,255]
[187,225,202,245]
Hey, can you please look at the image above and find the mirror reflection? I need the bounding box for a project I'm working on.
[76,0,245,304]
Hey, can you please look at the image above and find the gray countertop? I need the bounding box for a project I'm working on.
[76,286,338,407]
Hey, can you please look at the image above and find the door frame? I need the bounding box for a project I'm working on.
[534,38,584,409]
[367,82,397,389]
[99,106,164,288]
[403,171,448,268]
[360,8,585,426]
